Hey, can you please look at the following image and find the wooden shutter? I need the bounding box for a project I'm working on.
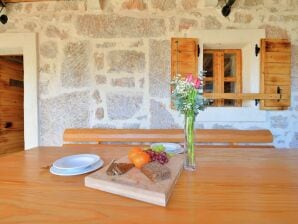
[260,39,291,110]
[171,38,198,79]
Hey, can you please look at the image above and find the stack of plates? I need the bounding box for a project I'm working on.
[50,154,104,176]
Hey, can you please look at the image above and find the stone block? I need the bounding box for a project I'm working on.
[204,16,222,29]
[111,77,135,87]
[107,93,143,120]
[259,25,289,39]
[61,41,91,88]
[179,18,198,31]
[234,12,253,23]
[181,0,199,10]
[122,0,147,10]
[107,50,145,74]
[270,115,289,129]
[46,25,68,40]
[95,75,107,85]
[40,91,90,146]
[94,52,104,71]
[92,90,102,104]
[40,41,58,59]
[95,107,104,120]
[149,40,170,98]
[76,15,165,38]
[150,99,178,128]
[151,0,176,10]
[96,42,117,48]
[289,132,298,148]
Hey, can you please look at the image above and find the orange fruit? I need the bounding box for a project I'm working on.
[128,147,143,162]
[132,152,151,169]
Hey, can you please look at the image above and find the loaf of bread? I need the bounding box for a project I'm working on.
[106,160,134,176]
[141,162,171,182]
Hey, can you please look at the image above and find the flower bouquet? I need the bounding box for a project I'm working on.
[171,73,208,171]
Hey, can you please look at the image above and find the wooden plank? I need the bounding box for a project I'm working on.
[264,74,290,85]
[265,52,291,63]
[264,63,291,74]
[203,93,288,100]
[63,129,273,144]
[260,38,291,110]
[85,154,184,207]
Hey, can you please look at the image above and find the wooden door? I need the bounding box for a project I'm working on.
[0,57,24,155]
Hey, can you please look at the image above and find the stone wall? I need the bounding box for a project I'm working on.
[1,0,297,147]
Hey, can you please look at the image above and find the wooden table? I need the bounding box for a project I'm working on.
[0,145,298,224]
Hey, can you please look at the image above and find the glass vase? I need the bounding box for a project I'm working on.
[184,112,196,171]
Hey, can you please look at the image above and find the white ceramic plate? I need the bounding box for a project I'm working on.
[50,160,104,176]
[53,154,100,171]
[150,143,184,154]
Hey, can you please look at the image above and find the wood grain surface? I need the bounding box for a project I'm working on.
[63,128,273,145]
[85,155,184,206]
[0,145,298,224]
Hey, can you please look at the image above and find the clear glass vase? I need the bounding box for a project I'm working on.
[184,112,196,171]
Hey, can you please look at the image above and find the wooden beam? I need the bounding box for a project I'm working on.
[203,93,288,100]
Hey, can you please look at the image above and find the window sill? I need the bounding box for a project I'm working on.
[199,107,266,122]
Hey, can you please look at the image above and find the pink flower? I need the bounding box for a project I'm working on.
[193,78,201,89]
[186,74,193,83]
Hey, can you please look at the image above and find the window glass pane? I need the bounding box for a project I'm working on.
[204,81,213,93]
[224,82,235,93]
[224,53,236,77]
[203,53,213,77]
[224,99,235,106]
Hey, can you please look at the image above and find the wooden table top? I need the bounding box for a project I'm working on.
[0,145,298,224]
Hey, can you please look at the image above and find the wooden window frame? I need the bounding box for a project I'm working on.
[203,49,242,107]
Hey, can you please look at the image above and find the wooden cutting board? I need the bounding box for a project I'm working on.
[85,154,184,206]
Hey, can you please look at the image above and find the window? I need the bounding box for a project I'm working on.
[203,49,242,107]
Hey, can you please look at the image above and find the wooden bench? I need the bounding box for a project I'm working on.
[63,129,274,147]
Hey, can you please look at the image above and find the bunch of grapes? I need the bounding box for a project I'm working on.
[146,149,169,165]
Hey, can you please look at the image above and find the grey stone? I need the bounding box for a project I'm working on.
[92,90,102,104]
[139,78,145,88]
[107,50,145,74]
[181,0,199,10]
[94,52,104,71]
[40,91,90,146]
[95,75,107,85]
[111,77,135,87]
[179,18,198,31]
[289,133,298,148]
[96,42,117,48]
[204,16,222,29]
[76,15,166,38]
[107,93,143,120]
[61,41,91,88]
[54,1,79,10]
[95,107,104,120]
[212,124,234,129]
[24,22,37,32]
[149,40,170,98]
[243,0,263,6]
[46,25,68,40]
[234,12,253,23]
[40,41,58,59]
[259,25,289,39]
[150,99,178,128]
[151,0,176,10]
[129,40,144,48]
[270,115,289,129]
[123,123,141,129]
